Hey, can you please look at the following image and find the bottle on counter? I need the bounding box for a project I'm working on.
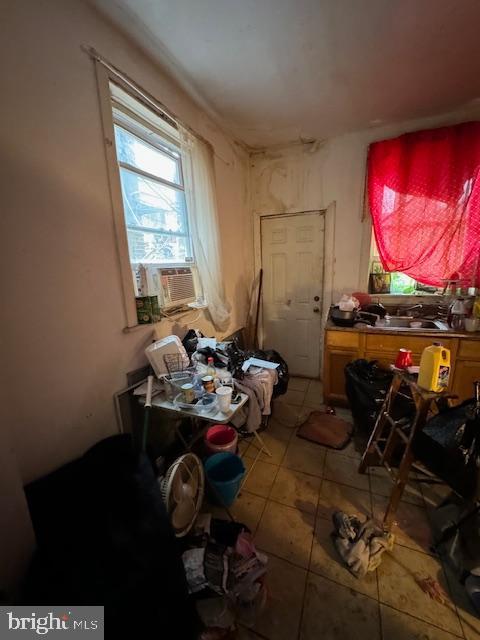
[418,342,451,392]
[449,297,466,330]
[206,356,216,380]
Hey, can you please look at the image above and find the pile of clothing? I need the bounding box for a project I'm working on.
[232,367,277,432]
[331,511,394,578]
[182,514,268,632]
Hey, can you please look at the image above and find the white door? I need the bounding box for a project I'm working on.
[261,212,325,378]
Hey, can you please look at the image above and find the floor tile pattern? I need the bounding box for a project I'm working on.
[209,377,479,639]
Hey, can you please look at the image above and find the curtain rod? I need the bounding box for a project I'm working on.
[82,45,216,153]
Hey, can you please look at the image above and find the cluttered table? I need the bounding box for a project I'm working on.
[135,333,280,476]
[147,390,249,424]
[138,385,250,456]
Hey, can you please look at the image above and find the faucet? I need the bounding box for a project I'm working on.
[397,303,423,317]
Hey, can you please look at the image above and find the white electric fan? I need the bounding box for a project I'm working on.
[159,453,205,537]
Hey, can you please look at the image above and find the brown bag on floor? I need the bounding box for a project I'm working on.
[297,411,353,449]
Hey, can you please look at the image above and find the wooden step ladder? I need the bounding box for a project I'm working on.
[359,369,451,528]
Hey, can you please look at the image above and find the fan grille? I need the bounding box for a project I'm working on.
[159,453,204,537]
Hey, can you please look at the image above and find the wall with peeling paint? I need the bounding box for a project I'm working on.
[0,0,252,594]
[250,104,480,306]
[2,0,252,486]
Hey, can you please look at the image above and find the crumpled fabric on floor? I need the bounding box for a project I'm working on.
[331,511,394,578]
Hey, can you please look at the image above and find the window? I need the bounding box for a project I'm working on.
[106,81,202,319]
[95,59,230,329]
[369,236,442,295]
[111,88,193,267]
[367,122,480,295]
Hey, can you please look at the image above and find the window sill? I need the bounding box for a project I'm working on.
[373,292,444,299]
[368,293,446,306]
[122,323,156,334]
[123,304,205,333]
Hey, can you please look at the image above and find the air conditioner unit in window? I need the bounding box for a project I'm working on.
[158,267,198,309]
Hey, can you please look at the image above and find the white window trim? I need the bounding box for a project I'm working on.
[95,61,139,330]
[112,116,194,268]
[95,61,197,330]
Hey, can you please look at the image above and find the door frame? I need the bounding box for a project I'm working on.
[254,206,336,378]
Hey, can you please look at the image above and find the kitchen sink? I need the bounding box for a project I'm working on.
[374,316,449,330]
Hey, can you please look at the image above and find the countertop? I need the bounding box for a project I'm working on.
[325,320,480,340]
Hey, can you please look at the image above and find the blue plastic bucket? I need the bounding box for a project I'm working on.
[204,452,245,507]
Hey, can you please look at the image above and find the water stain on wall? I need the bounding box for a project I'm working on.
[251,142,324,213]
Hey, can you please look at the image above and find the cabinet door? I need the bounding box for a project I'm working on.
[366,335,452,356]
[324,349,357,406]
[452,360,480,403]
[364,351,397,371]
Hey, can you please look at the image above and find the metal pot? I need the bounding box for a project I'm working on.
[330,307,379,327]
[330,306,357,327]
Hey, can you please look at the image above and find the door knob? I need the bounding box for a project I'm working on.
[313,307,320,313]
[314,296,320,301]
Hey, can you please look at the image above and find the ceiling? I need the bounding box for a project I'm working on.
[93,0,480,148]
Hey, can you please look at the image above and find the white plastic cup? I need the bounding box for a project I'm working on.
[216,386,233,413]
[465,317,478,332]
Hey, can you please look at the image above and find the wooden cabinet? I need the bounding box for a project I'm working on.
[363,351,399,371]
[451,360,480,403]
[323,349,358,406]
[323,330,360,406]
[365,334,452,355]
[323,328,479,406]
[326,331,360,350]
[458,340,480,359]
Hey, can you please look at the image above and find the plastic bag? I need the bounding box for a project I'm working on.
[413,398,477,498]
[224,342,289,397]
[344,359,393,433]
[250,349,289,397]
[182,329,204,355]
[338,294,360,312]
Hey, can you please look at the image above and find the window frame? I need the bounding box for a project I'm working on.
[111,106,194,268]
[368,231,444,296]
[95,60,195,330]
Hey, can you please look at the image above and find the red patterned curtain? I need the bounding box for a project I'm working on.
[368,121,480,287]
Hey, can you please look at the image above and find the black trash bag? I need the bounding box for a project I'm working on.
[345,359,393,433]
[225,343,289,397]
[182,329,204,355]
[251,349,289,397]
[413,398,477,498]
[224,340,247,380]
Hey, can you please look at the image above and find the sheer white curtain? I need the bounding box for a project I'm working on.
[180,127,231,331]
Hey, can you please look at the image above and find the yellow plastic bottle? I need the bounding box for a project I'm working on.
[418,342,451,392]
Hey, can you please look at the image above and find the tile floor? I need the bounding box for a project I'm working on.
[219,377,480,640]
